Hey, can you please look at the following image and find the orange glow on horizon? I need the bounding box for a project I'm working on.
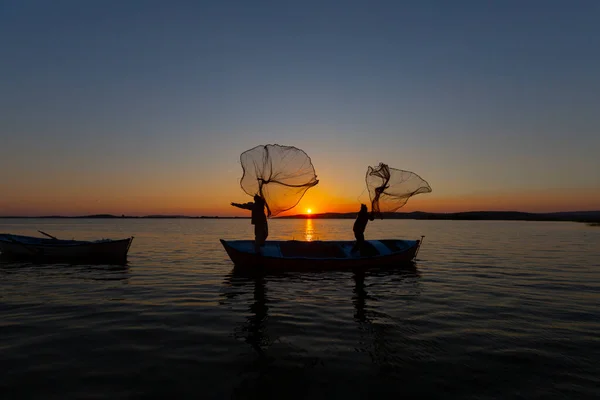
[2,184,599,217]
[275,187,600,216]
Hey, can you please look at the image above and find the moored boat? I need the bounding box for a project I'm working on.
[220,237,423,270]
[0,233,134,263]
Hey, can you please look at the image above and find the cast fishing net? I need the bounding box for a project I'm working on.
[366,162,432,217]
[239,144,319,216]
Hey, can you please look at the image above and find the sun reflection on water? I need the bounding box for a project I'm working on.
[305,218,314,241]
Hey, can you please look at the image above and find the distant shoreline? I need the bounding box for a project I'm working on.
[0,215,248,220]
[1,211,599,223]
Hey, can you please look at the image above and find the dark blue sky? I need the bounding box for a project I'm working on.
[1,0,599,214]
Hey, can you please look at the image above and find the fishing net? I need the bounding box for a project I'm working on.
[239,144,319,216]
[366,162,432,217]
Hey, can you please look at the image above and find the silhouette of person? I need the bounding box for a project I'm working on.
[351,203,374,253]
[231,194,269,253]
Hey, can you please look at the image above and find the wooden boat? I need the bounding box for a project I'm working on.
[220,237,423,270]
[0,232,134,263]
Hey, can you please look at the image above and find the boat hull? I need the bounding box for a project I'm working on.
[0,234,133,263]
[220,238,422,271]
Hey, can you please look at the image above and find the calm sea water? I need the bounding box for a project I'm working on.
[1,218,599,399]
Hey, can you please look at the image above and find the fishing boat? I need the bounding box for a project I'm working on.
[0,231,134,263]
[220,237,423,270]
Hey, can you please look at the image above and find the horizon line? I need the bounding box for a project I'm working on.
[1,209,599,219]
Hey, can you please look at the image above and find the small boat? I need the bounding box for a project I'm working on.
[0,231,134,263]
[220,237,423,270]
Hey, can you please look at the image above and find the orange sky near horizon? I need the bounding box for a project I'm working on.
[2,145,599,217]
[2,184,599,217]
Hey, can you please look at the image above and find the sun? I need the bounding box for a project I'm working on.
[306,208,312,214]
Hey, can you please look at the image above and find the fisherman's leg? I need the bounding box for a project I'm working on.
[254,225,262,253]
[258,224,268,247]
[254,224,268,253]
[352,232,364,252]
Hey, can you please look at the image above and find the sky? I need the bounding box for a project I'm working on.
[1,0,599,216]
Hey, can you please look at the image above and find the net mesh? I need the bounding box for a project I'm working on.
[366,162,432,216]
[240,144,319,216]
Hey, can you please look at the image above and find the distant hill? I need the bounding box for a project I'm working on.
[0,214,249,219]
[278,210,600,223]
[1,211,599,223]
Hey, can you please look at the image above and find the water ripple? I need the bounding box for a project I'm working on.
[1,219,599,399]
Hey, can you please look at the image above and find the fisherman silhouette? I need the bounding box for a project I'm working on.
[351,203,375,254]
[231,194,269,253]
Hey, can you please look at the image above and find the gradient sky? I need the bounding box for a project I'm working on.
[1,0,599,216]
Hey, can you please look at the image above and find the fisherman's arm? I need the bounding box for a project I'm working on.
[230,202,254,210]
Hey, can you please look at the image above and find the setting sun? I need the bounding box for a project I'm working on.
[306,208,312,214]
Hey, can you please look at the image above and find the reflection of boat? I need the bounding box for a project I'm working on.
[220,270,273,364]
[352,266,421,323]
[0,232,134,263]
[352,267,422,377]
[220,266,422,396]
[220,238,423,270]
